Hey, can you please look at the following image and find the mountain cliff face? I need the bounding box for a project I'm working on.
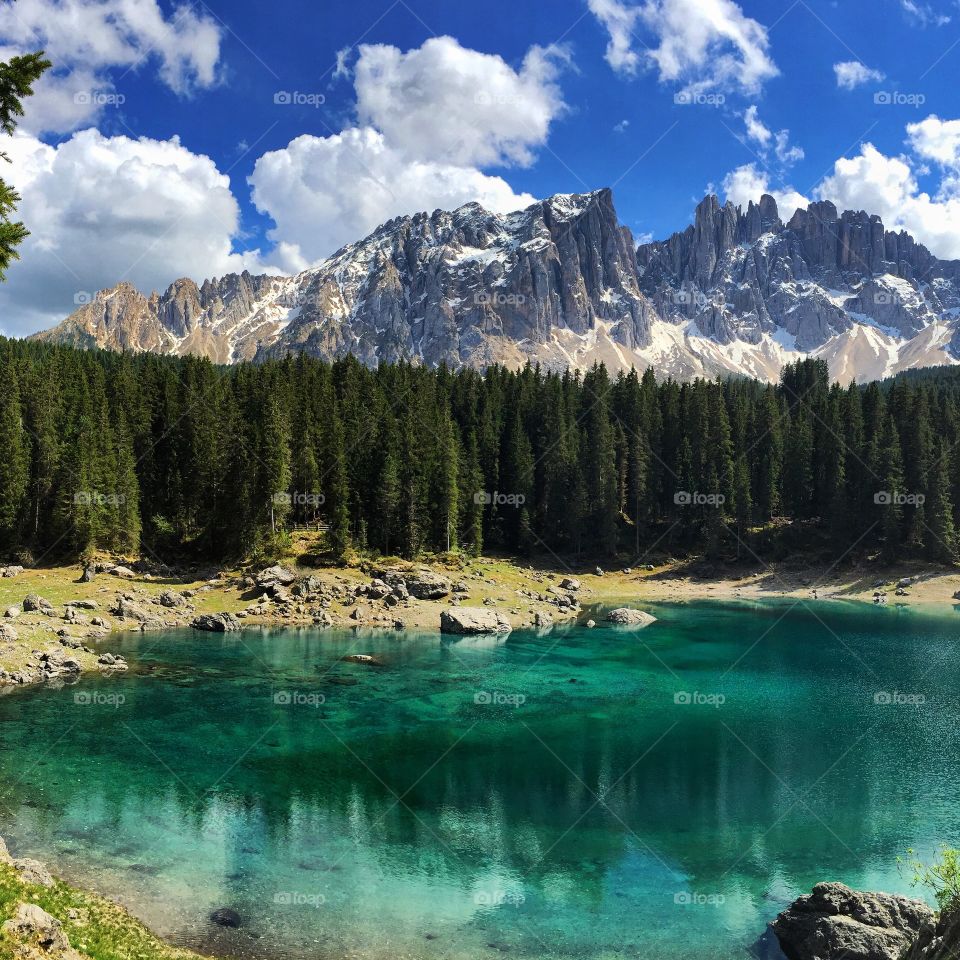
[33,188,960,383]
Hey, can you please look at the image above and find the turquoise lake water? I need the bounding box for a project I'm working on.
[1,600,959,959]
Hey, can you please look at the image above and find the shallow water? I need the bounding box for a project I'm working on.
[1,599,958,959]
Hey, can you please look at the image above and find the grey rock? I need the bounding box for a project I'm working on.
[192,613,241,632]
[13,858,55,888]
[22,595,51,613]
[440,608,512,635]
[3,903,70,953]
[902,901,960,959]
[559,577,581,591]
[381,568,452,600]
[772,882,934,960]
[604,608,657,627]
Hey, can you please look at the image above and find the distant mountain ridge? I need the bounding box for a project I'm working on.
[33,188,960,383]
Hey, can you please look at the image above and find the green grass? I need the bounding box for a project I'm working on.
[0,862,202,960]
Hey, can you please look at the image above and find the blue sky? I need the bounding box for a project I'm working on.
[2,0,960,334]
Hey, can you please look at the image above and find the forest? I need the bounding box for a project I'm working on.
[0,337,956,567]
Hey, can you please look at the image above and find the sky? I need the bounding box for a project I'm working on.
[2,0,960,336]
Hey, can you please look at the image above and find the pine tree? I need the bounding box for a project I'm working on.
[0,363,28,542]
[925,441,957,564]
[0,52,50,279]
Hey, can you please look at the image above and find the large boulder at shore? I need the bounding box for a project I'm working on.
[903,902,960,959]
[772,882,934,960]
[604,608,657,627]
[440,608,512,635]
[12,859,55,888]
[192,613,241,632]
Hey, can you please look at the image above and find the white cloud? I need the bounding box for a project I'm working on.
[588,0,643,75]
[721,163,810,221]
[744,105,771,146]
[333,45,352,80]
[590,0,778,95]
[614,119,630,133]
[353,36,568,168]
[0,129,265,336]
[900,0,951,27]
[248,128,535,267]
[906,115,960,168]
[0,0,223,135]
[817,140,960,258]
[833,61,885,90]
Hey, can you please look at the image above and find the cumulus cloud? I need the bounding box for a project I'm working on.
[721,163,810,221]
[248,35,567,267]
[833,61,885,90]
[353,36,568,168]
[0,129,264,336]
[906,115,960,168]
[817,137,960,258]
[589,0,778,95]
[248,128,536,267]
[0,0,223,135]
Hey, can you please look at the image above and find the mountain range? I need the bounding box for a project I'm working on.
[33,188,960,383]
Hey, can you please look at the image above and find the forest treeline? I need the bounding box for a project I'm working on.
[0,337,957,566]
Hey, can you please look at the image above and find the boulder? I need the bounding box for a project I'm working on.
[0,624,18,642]
[772,882,934,960]
[559,577,581,591]
[80,564,95,583]
[0,835,11,863]
[256,565,296,589]
[4,605,20,619]
[109,566,136,579]
[382,568,451,600]
[13,859,55,888]
[903,901,960,959]
[604,608,657,627]
[156,591,185,608]
[440,608,512,635]
[22,596,51,613]
[110,598,160,628]
[0,565,24,578]
[2,904,71,954]
[192,613,241,632]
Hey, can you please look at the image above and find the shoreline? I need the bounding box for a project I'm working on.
[1,555,957,688]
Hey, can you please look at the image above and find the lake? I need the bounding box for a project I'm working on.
[0,599,958,959]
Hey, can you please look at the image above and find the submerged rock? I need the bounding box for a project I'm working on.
[604,608,657,627]
[440,608,511,635]
[772,882,933,960]
[209,907,242,928]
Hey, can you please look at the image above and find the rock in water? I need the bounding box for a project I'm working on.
[772,882,934,960]
[604,608,657,627]
[440,608,512,635]
[192,613,241,632]
[209,907,242,928]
